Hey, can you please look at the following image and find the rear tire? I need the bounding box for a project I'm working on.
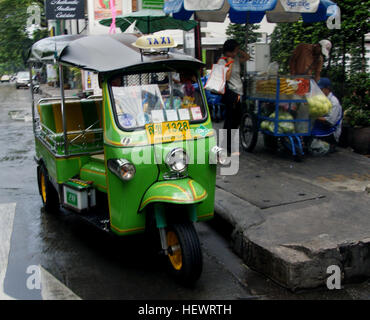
[240,112,258,152]
[166,222,203,285]
[37,165,60,213]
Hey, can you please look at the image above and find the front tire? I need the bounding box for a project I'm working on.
[166,222,203,285]
[37,165,60,212]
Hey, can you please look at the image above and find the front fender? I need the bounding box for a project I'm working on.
[139,178,207,211]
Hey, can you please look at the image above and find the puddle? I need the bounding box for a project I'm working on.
[8,111,32,122]
[0,155,28,162]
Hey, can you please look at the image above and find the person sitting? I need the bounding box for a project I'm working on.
[311,78,343,152]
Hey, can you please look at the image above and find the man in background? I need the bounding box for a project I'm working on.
[311,77,343,152]
[290,40,332,82]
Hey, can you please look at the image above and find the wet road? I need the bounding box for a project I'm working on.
[0,83,252,300]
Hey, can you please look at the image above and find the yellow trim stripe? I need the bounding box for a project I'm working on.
[80,168,106,176]
[154,183,192,200]
[140,196,199,210]
[197,213,214,219]
[110,224,145,234]
[188,180,207,201]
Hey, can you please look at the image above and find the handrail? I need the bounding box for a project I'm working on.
[37,97,81,105]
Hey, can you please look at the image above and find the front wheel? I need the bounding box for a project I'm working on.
[166,222,203,285]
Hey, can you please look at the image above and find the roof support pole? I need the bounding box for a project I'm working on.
[59,64,68,155]
[29,66,36,135]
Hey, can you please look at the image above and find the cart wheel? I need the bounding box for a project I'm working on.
[37,165,60,213]
[166,222,202,285]
[240,112,258,152]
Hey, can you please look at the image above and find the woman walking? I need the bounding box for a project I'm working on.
[219,39,250,156]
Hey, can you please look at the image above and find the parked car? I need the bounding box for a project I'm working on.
[15,71,30,89]
[1,74,11,82]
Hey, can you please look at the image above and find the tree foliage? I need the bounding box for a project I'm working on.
[269,0,370,116]
[0,0,47,74]
[270,0,370,76]
[226,23,261,52]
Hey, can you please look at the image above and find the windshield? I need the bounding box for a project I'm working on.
[17,72,30,79]
[110,71,207,130]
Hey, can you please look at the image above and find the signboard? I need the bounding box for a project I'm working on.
[94,0,122,20]
[280,0,320,13]
[83,71,102,95]
[46,64,57,82]
[45,0,85,20]
[142,0,164,10]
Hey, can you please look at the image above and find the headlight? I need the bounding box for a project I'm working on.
[212,146,228,166]
[108,159,136,181]
[165,148,189,173]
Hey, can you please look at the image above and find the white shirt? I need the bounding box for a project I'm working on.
[324,92,342,142]
[218,56,243,96]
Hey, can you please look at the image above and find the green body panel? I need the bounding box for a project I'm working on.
[35,138,91,183]
[105,145,158,235]
[139,178,208,211]
[80,160,107,193]
[153,137,217,221]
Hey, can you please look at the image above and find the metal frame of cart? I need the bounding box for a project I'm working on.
[241,76,312,159]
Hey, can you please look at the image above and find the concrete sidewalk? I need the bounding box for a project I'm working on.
[215,141,370,290]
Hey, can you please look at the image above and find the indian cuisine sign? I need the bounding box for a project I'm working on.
[45,0,85,20]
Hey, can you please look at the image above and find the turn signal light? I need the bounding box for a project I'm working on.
[108,159,136,181]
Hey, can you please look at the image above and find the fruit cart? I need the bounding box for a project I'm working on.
[240,75,312,161]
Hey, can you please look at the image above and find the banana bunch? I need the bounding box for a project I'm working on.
[279,78,296,95]
[256,78,296,96]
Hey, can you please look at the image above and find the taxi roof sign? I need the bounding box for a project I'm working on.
[133,35,177,50]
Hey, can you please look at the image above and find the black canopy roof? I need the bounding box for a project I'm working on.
[28,34,204,73]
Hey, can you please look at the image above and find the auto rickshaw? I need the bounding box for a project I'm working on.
[28,34,227,284]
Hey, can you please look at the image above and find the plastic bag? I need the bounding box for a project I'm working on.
[306,79,332,118]
[267,62,279,75]
[204,63,227,95]
[308,138,330,156]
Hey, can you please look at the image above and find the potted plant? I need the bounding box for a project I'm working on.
[341,73,370,155]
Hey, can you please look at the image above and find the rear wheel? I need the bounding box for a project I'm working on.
[240,112,258,152]
[37,165,60,212]
[166,222,202,285]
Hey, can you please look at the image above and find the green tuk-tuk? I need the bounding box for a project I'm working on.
[28,34,227,284]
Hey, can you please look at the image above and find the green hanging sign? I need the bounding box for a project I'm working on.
[142,0,164,10]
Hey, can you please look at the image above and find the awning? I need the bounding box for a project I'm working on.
[28,34,204,73]
[164,0,339,24]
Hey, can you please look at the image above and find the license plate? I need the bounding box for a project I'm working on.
[146,121,192,144]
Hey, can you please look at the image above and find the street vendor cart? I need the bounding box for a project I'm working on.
[240,75,312,161]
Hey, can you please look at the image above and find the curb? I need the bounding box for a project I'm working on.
[214,187,370,290]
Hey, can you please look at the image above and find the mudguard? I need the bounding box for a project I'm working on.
[139,178,207,211]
